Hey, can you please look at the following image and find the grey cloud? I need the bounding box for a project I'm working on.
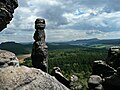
[1,0,120,42]
[104,0,120,12]
[1,31,16,35]
[80,0,107,8]
[36,5,68,29]
[86,30,104,37]
[18,0,28,7]
[59,0,120,13]
[81,0,120,13]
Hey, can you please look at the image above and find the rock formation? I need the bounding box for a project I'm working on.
[0,49,19,68]
[0,0,18,31]
[88,47,120,90]
[51,67,70,88]
[106,46,120,69]
[103,67,120,90]
[0,50,69,90]
[0,66,70,90]
[88,75,103,90]
[92,60,116,77]
[0,1,70,90]
[31,18,48,72]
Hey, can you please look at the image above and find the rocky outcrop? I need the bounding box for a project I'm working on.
[106,46,120,69]
[88,47,120,90]
[51,67,70,88]
[0,50,69,90]
[31,18,48,72]
[0,66,69,90]
[103,67,120,90]
[0,0,18,31]
[0,50,19,68]
[0,1,69,89]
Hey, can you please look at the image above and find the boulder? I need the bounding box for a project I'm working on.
[88,75,103,90]
[0,50,19,68]
[0,66,70,90]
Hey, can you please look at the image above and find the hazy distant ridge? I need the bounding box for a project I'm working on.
[58,38,120,45]
[0,38,120,55]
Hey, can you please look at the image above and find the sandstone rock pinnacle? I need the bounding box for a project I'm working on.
[31,18,48,72]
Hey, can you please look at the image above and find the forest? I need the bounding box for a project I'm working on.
[0,42,110,89]
[22,46,108,89]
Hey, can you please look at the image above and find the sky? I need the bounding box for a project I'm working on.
[0,0,120,43]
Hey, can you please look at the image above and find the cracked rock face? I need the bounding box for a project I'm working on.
[0,50,19,68]
[0,66,70,90]
[0,0,18,31]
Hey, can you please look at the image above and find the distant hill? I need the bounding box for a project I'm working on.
[0,42,83,55]
[53,38,120,46]
[66,38,99,45]
[0,39,119,55]
[0,42,32,55]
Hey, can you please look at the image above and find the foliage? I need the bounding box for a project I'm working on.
[0,42,108,89]
[48,47,107,89]
[21,46,107,89]
[20,57,33,67]
[48,47,107,73]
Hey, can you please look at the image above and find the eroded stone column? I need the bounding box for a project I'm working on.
[31,18,48,72]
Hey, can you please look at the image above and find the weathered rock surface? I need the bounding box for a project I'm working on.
[0,0,18,31]
[31,18,48,72]
[106,46,120,69]
[51,67,70,88]
[88,47,120,90]
[0,49,19,68]
[0,66,70,90]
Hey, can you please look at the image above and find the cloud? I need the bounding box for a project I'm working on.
[0,29,34,43]
[46,29,87,42]
[103,0,120,12]
[0,0,120,43]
